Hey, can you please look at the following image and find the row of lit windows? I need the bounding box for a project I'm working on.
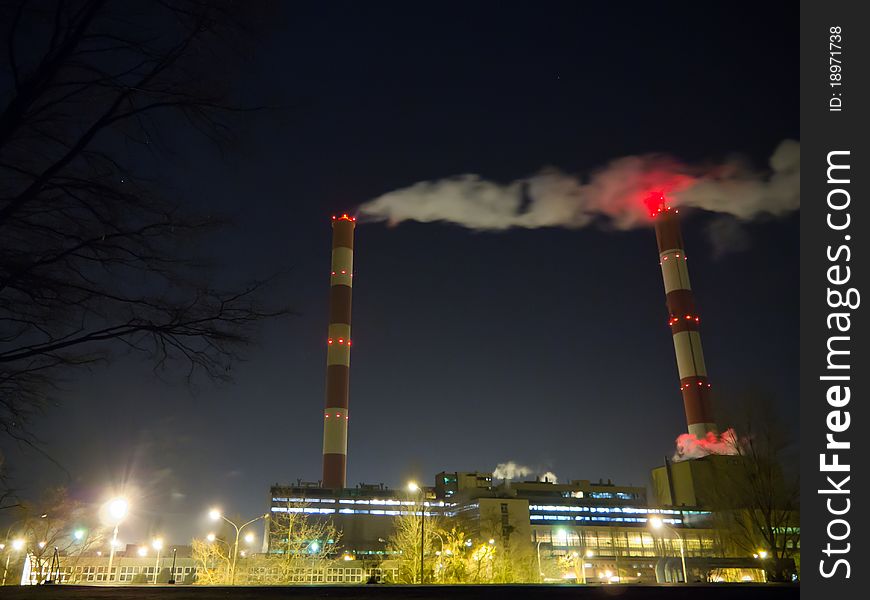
[529,505,686,515]
[586,492,641,500]
[271,506,432,517]
[271,497,444,507]
[531,515,683,525]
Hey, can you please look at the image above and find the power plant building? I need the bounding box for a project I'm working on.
[265,471,768,583]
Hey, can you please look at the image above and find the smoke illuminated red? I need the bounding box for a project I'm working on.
[634,171,696,222]
[643,191,667,215]
[673,428,739,461]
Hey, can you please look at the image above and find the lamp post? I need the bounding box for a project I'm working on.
[583,549,594,584]
[753,550,769,582]
[152,539,163,584]
[650,516,687,584]
[104,497,129,584]
[3,539,25,586]
[407,482,424,584]
[168,548,177,584]
[209,509,268,585]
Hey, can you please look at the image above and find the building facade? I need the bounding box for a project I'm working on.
[264,470,771,584]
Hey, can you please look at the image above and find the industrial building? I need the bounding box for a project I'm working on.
[17,545,197,585]
[264,471,770,583]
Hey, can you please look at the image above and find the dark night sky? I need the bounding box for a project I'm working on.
[4,2,798,544]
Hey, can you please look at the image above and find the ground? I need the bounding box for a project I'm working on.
[0,584,799,599]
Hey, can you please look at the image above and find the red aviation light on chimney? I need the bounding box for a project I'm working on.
[332,213,356,222]
[643,191,677,218]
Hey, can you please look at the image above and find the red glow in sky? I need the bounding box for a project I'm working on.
[642,191,668,215]
[633,171,697,222]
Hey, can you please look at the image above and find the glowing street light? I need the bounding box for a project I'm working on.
[207,533,216,543]
[407,481,425,583]
[3,539,26,586]
[108,498,129,522]
[104,496,130,583]
[580,549,595,583]
[205,508,268,585]
[138,547,148,557]
[244,533,255,544]
[73,530,86,542]
[152,538,164,584]
[754,549,770,582]
[649,516,687,584]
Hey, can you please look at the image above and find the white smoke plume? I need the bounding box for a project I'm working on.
[359,140,799,232]
[492,462,560,483]
[539,471,559,484]
[672,428,740,462]
[492,461,532,481]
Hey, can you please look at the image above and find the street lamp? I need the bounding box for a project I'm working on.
[168,548,177,584]
[2,539,25,586]
[649,516,687,584]
[152,538,163,584]
[208,508,269,585]
[583,550,594,584]
[754,549,769,582]
[407,482,425,584]
[104,497,129,584]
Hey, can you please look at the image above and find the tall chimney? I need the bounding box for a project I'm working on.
[648,193,718,438]
[322,213,355,488]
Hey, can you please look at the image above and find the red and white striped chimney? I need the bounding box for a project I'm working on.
[322,213,355,488]
[649,193,718,438]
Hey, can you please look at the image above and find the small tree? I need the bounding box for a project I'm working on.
[432,527,472,584]
[264,502,342,584]
[191,537,233,585]
[12,487,104,583]
[710,392,800,582]
[386,502,442,584]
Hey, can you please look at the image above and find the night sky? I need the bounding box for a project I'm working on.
[4,2,798,543]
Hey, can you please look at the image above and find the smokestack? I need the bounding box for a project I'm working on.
[322,213,356,488]
[649,193,718,438]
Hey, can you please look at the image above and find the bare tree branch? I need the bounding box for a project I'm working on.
[0,1,289,476]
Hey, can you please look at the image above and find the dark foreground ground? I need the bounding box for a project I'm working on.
[0,584,799,600]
